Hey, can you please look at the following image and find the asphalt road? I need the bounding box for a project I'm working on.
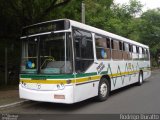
[1,70,160,114]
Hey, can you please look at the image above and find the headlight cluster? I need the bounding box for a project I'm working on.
[21,81,27,88]
[57,83,65,90]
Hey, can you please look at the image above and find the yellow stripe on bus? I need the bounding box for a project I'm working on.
[20,79,74,84]
[109,70,139,78]
[20,75,102,85]
[75,75,101,83]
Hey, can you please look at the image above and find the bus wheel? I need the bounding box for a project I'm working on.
[138,71,143,86]
[97,78,110,102]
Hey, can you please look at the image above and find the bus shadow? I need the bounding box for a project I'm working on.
[29,97,97,113]
[110,80,150,96]
[25,80,150,112]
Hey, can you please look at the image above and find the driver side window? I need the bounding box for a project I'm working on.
[73,28,94,73]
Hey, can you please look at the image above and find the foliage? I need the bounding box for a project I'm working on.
[139,9,160,54]
[0,0,71,85]
[106,0,143,37]
[84,0,113,29]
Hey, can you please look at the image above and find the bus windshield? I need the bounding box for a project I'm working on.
[21,32,73,74]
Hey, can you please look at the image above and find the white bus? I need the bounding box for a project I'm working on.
[19,19,151,104]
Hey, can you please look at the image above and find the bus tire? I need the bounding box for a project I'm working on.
[97,78,110,102]
[137,71,143,86]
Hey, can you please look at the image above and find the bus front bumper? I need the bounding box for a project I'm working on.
[19,85,74,104]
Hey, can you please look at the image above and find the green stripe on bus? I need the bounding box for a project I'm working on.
[101,71,108,75]
[20,74,75,79]
[20,71,108,79]
[76,72,97,78]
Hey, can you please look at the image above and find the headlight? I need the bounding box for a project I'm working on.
[57,83,65,90]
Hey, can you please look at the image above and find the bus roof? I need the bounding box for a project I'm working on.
[69,19,149,49]
[23,19,149,48]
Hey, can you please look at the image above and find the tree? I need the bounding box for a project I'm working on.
[49,0,82,21]
[5,0,71,25]
[85,0,113,29]
[106,0,143,38]
[138,9,160,65]
[0,0,72,85]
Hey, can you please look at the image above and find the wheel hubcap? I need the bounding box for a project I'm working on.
[100,83,108,97]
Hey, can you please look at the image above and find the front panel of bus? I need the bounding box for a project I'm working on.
[19,20,76,103]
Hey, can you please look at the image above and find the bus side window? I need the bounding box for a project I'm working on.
[146,49,149,60]
[123,42,129,60]
[139,47,142,60]
[144,48,148,60]
[129,44,133,60]
[119,41,123,51]
[132,45,139,60]
[106,38,110,48]
[142,48,145,60]
[111,39,123,60]
[73,28,94,73]
[123,42,125,51]
[111,40,114,49]
[95,34,111,59]
[118,41,123,59]
[136,46,139,54]
[129,44,133,52]
[136,46,139,60]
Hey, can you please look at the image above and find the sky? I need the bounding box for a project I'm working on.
[114,0,160,12]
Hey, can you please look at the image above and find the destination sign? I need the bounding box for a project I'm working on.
[22,20,70,36]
